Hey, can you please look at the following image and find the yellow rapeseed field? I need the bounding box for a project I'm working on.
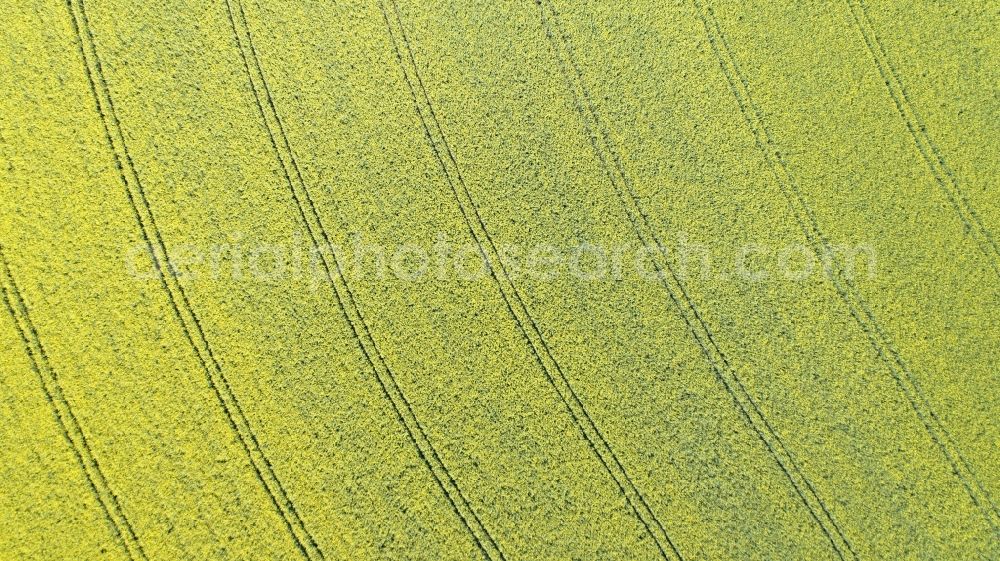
[1,0,997,559]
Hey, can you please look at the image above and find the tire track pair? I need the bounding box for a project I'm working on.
[380,2,683,560]
[844,0,1000,278]
[64,1,326,558]
[535,1,857,559]
[0,245,147,560]
[693,0,1000,535]
[222,2,506,560]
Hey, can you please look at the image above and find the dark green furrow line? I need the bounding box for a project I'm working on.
[225,2,502,559]
[535,0,857,558]
[0,244,148,561]
[65,1,323,558]
[697,0,1000,536]
[382,2,682,560]
[845,0,1000,279]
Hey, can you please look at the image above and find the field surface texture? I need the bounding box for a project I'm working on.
[1,0,998,559]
